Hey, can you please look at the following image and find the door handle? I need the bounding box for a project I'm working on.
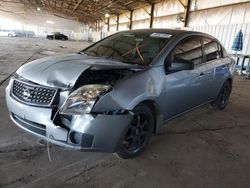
[222,64,227,69]
[199,72,205,77]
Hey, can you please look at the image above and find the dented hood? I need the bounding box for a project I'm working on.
[16,53,138,88]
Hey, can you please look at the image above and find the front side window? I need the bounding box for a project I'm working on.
[173,37,203,65]
[203,38,222,61]
[83,32,172,66]
[165,37,203,73]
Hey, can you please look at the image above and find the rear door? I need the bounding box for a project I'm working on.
[202,37,228,99]
[163,36,209,119]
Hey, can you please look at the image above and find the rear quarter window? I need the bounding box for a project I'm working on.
[203,38,223,61]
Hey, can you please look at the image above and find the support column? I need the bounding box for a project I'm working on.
[97,20,100,32]
[116,15,119,31]
[129,10,133,30]
[107,18,110,32]
[149,3,155,28]
[184,0,191,27]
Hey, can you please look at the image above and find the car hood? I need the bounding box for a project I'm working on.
[16,53,140,88]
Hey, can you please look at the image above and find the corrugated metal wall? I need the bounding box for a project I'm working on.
[188,23,250,54]
[105,0,250,55]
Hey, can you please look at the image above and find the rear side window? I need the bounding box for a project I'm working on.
[203,38,223,61]
[173,37,203,65]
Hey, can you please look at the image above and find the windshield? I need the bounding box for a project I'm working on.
[83,31,172,66]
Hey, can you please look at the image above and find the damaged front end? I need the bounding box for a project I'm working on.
[6,65,139,152]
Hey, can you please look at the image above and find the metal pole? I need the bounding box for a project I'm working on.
[77,17,79,42]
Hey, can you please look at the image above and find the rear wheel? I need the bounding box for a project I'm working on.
[8,33,13,37]
[116,104,154,159]
[212,80,231,110]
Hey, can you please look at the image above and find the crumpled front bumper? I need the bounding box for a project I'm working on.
[5,83,133,152]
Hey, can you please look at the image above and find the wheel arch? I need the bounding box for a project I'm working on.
[227,77,233,88]
[137,100,163,135]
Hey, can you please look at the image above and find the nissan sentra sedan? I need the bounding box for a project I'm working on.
[5,29,235,159]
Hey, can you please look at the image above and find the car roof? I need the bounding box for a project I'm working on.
[120,28,185,35]
[118,28,215,39]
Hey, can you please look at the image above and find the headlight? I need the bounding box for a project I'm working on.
[60,84,111,115]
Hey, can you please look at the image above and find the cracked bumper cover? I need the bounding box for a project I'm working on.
[5,85,133,153]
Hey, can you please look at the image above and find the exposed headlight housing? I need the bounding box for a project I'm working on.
[60,84,111,115]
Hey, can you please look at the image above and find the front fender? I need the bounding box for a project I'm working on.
[92,66,165,112]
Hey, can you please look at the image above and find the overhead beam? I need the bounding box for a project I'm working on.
[142,7,150,15]
[114,0,132,11]
[70,0,83,16]
[178,0,185,7]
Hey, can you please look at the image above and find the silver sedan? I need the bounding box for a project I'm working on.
[6,29,235,158]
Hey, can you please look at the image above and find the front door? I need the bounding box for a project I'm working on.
[163,36,209,119]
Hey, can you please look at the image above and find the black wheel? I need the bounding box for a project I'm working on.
[8,33,13,37]
[116,104,154,159]
[212,80,231,110]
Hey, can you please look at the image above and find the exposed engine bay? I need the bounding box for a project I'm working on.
[74,67,138,88]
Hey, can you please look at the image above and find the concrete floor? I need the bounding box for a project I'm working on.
[1,37,250,188]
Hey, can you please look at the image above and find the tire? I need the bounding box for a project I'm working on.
[8,33,13,37]
[211,80,231,110]
[116,104,154,159]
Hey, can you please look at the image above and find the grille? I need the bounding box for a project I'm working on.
[12,80,57,106]
[12,113,46,136]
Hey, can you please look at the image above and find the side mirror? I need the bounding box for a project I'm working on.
[165,53,195,73]
[169,60,194,72]
[164,53,173,72]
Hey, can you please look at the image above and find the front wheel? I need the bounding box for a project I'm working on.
[116,104,154,159]
[211,80,231,110]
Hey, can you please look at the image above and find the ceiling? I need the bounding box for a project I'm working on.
[0,0,162,23]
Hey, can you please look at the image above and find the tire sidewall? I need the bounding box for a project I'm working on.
[116,104,154,159]
[214,80,231,110]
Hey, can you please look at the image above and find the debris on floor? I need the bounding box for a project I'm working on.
[39,50,56,55]
[58,45,67,48]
